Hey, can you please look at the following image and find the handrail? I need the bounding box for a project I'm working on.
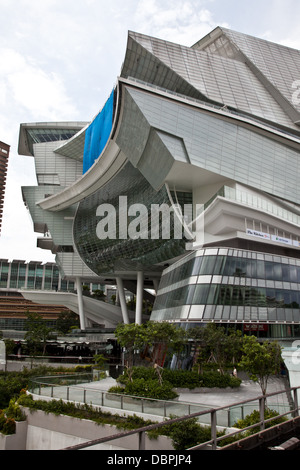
[28,376,212,416]
[60,385,300,451]
[28,375,300,451]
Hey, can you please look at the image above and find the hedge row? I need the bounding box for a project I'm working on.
[117,367,241,390]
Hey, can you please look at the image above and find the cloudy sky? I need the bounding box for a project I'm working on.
[0,0,300,263]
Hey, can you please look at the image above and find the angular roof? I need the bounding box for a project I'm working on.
[121,29,300,134]
[194,27,300,126]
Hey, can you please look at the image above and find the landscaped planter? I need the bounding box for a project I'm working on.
[0,421,27,450]
[13,408,174,450]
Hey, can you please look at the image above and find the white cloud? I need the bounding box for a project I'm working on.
[261,0,300,49]
[1,47,78,121]
[134,0,229,45]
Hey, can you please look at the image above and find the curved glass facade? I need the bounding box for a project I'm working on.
[151,248,300,326]
[73,162,187,276]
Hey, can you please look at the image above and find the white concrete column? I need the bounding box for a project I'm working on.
[282,347,300,403]
[76,277,86,330]
[42,265,45,290]
[135,271,144,325]
[115,288,120,306]
[7,262,12,289]
[116,277,130,324]
[58,272,62,291]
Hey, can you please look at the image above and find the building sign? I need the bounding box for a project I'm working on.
[271,235,293,246]
[243,324,268,332]
[246,229,270,240]
[247,229,300,248]
[0,341,6,367]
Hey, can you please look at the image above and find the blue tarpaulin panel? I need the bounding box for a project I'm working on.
[82,89,114,174]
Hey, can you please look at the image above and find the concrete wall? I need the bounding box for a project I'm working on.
[0,408,174,451]
[0,421,27,450]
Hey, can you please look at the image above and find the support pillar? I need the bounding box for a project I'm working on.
[76,277,86,330]
[135,271,144,325]
[282,346,300,406]
[116,277,130,324]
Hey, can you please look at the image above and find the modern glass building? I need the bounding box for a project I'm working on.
[18,27,300,342]
[0,259,75,331]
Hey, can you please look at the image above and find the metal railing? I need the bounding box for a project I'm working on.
[59,386,300,451]
[28,375,298,450]
[58,387,300,451]
[28,375,213,423]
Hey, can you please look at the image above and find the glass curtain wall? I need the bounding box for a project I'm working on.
[152,249,300,332]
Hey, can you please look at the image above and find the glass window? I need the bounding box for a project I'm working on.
[192,284,210,304]
[192,257,202,276]
[0,274,7,288]
[199,256,217,275]
[1,263,9,273]
[186,285,196,304]
[265,262,274,279]
[273,263,283,281]
[232,286,243,305]
[27,278,34,288]
[223,286,233,305]
[213,256,226,275]
[256,260,265,279]
[206,284,219,304]
[283,265,293,282]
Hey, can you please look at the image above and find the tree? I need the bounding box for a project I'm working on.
[93,354,108,370]
[4,338,15,358]
[56,311,80,334]
[188,324,243,375]
[25,312,53,356]
[114,321,188,375]
[145,321,187,357]
[238,335,282,395]
[114,322,148,370]
[92,289,106,300]
[201,324,233,374]
[227,328,244,365]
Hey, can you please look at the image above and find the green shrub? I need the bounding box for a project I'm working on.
[2,418,16,435]
[234,408,287,435]
[73,365,93,372]
[0,412,6,430]
[117,367,156,384]
[108,386,125,394]
[200,371,241,388]
[163,417,211,450]
[112,378,178,400]
[0,411,16,435]
[162,370,201,389]
[149,415,225,450]
[17,394,155,431]
[5,399,26,421]
[117,367,241,391]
